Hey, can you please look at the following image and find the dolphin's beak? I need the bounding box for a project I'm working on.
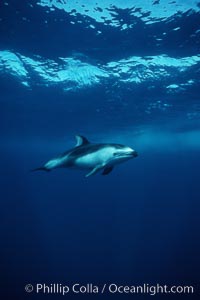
[132,151,138,157]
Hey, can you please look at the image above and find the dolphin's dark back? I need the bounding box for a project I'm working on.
[61,143,116,158]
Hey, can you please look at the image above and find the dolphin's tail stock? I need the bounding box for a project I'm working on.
[30,166,50,172]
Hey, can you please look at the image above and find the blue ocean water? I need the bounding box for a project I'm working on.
[1,0,200,299]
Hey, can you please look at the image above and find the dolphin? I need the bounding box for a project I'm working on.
[32,135,138,177]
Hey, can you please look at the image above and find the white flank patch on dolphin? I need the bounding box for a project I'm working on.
[75,148,114,169]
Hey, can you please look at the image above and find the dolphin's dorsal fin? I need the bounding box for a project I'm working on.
[75,135,90,147]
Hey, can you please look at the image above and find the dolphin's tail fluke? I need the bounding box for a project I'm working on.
[31,167,51,172]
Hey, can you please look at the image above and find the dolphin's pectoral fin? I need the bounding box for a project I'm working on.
[102,166,114,175]
[85,165,103,177]
[75,135,90,147]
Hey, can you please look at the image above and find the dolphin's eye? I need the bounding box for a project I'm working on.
[113,152,119,156]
